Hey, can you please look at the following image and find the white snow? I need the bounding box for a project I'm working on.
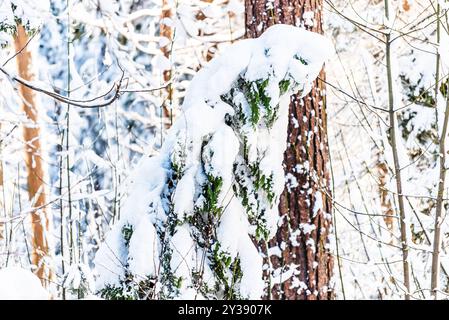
[303,11,315,27]
[0,0,50,31]
[170,224,195,292]
[313,191,324,218]
[173,167,197,220]
[217,198,246,260]
[0,267,49,300]
[128,214,160,283]
[238,232,264,299]
[94,156,166,289]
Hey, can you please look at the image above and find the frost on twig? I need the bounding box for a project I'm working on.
[94,24,332,300]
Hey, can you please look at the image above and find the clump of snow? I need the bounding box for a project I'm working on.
[0,0,50,33]
[94,156,164,291]
[0,267,49,300]
[94,24,332,299]
[303,11,315,28]
[0,1,15,30]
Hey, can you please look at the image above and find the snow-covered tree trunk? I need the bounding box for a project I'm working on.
[95,24,332,300]
[245,0,334,300]
[13,24,53,286]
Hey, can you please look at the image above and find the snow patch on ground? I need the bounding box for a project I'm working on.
[0,267,49,300]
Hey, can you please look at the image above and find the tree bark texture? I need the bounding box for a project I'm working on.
[14,24,53,286]
[245,0,334,300]
[161,0,173,127]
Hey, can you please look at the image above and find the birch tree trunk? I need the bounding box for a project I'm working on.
[13,24,53,286]
[245,0,333,300]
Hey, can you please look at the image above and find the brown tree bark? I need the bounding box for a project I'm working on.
[160,0,173,128]
[245,0,333,300]
[14,24,53,286]
[402,0,411,11]
[377,160,394,231]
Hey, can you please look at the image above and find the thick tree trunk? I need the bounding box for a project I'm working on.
[245,0,333,300]
[14,25,53,286]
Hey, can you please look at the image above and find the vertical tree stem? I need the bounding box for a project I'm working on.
[384,0,411,300]
[434,4,441,133]
[431,81,449,299]
[66,0,74,267]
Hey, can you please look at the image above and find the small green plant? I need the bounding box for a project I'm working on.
[121,224,134,247]
[279,79,291,95]
[440,78,448,98]
[294,54,308,65]
[201,174,223,217]
[244,78,277,127]
[400,75,436,108]
[210,242,242,299]
[98,283,136,300]
[249,163,275,204]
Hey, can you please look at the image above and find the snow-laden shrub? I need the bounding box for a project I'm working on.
[62,263,96,299]
[94,24,332,300]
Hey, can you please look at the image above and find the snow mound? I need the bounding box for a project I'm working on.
[0,267,49,300]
